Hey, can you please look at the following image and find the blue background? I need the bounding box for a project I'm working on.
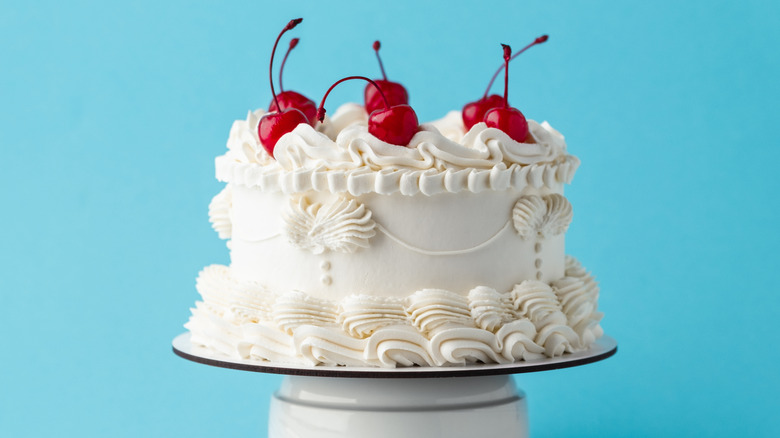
[2,0,778,436]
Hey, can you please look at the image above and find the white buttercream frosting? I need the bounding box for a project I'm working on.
[468,286,516,332]
[511,280,579,356]
[283,195,376,254]
[552,256,604,346]
[185,257,602,367]
[272,291,339,334]
[428,110,467,143]
[215,104,578,196]
[225,109,273,165]
[406,289,474,335]
[512,194,573,239]
[223,104,363,165]
[274,120,565,171]
[339,295,407,338]
[318,102,369,140]
[208,185,233,240]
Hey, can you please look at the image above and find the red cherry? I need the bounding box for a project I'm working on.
[484,107,528,142]
[317,75,419,147]
[269,91,317,125]
[368,104,418,146]
[267,37,317,126]
[462,94,504,130]
[258,108,308,157]
[364,40,409,113]
[462,35,548,131]
[365,79,408,113]
[259,18,308,156]
[481,44,530,143]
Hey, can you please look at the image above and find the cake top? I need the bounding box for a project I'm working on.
[216,105,578,196]
[217,19,577,196]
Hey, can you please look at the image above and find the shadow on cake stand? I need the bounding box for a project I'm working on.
[172,333,616,438]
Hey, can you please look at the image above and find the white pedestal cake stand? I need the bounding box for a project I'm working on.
[173,333,616,438]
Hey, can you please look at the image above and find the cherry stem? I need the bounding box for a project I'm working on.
[482,35,548,99]
[502,44,511,108]
[269,18,303,111]
[279,37,299,93]
[317,75,389,122]
[373,40,388,81]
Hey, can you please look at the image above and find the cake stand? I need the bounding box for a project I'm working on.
[172,333,615,437]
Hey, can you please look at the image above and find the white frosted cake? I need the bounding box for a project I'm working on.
[185,103,603,368]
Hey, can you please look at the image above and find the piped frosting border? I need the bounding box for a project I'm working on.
[185,257,603,368]
[216,105,579,196]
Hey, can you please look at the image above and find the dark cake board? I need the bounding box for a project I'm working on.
[172,332,616,379]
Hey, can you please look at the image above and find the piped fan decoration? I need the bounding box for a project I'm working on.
[510,280,579,356]
[191,256,601,366]
[512,194,573,239]
[208,186,233,240]
[284,195,376,254]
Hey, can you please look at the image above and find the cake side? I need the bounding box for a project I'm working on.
[226,187,567,300]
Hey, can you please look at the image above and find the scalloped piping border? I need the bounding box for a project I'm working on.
[185,258,603,368]
[215,154,580,196]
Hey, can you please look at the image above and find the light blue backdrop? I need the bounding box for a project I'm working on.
[2,0,778,437]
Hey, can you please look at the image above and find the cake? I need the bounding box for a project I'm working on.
[184,22,603,368]
[184,103,603,368]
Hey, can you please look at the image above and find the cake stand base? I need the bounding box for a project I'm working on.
[173,333,616,438]
[270,375,527,438]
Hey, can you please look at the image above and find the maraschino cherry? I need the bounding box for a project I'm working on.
[318,76,418,146]
[483,44,529,143]
[364,41,409,113]
[258,18,309,157]
[268,37,318,125]
[462,35,548,130]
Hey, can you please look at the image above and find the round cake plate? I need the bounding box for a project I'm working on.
[172,332,616,378]
[173,333,616,438]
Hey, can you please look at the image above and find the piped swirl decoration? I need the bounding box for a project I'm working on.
[339,295,407,338]
[272,291,340,334]
[552,257,604,346]
[208,185,233,240]
[511,280,579,356]
[512,194,573,239]
[217,105,579,197]
[284,195,376,254]
[406,289,475,334]
[225,109,273,165]
[468,286,516,332]
[185,257,603,368]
